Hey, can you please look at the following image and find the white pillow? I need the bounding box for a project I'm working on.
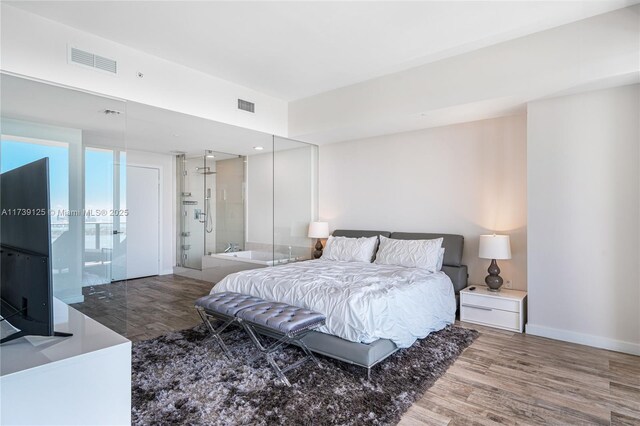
[437,248,445,271]
[321,235,378,263]
[374,235,444,271]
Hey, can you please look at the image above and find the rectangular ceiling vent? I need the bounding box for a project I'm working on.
[69,47,118,74]
[238,99,255,113]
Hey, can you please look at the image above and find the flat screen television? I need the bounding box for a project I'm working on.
[0,158,71,343]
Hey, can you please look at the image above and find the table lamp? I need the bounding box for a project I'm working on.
[479,234,511,291]
[308,222,329,259]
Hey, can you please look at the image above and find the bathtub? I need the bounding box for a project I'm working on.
[209,250,299,266]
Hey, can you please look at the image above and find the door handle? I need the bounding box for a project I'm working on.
[113,230,121,235]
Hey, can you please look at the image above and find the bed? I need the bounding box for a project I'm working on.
[210,230,468,374]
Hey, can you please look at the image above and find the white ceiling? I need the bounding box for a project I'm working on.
[8,1,636,101]
[0,74,309,156]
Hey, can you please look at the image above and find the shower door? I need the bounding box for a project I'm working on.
[178,153,216,269]
[178,155,203,269]
[178,151,246,269]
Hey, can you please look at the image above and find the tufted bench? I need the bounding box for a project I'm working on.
[236,302,326,335]
[195,292,266,358]
[195,292,325,386]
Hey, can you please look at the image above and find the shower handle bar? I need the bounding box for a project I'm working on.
[205,188,213,233]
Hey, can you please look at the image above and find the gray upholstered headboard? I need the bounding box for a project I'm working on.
[331,230,468,294]
[332,229,391,239]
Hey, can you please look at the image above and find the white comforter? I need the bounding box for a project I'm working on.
[211,259,456,348]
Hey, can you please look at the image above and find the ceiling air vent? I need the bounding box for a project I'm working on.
[95,55,117,73]
[69,47,118,74]
[238,99,255,113]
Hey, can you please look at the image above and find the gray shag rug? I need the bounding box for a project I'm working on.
[132,324,478,425]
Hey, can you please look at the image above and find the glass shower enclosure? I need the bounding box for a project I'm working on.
[177,150,245,269]
[177,151,244,270]
[175,136,318,281]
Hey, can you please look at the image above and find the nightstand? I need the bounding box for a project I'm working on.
[460,286,527,333]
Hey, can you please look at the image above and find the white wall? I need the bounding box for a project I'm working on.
[319,114,527,289]
[0,4,288,136]
[125,150,176,275]
[527,84,640,355]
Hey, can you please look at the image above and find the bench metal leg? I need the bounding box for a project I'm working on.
[297,338,322,369]
[196,307,235,359]
[240,321,321,387]
[266,354,291,387]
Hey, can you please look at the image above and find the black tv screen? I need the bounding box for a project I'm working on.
[0,158,54,343]
[1,158,51,256]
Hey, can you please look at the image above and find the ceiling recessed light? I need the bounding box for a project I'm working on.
[206,154,215,158]
[253,146,264,151]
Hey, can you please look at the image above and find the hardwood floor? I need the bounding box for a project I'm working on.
[71,274,213,341]
[400,323,640,426]
[72,275,640,425]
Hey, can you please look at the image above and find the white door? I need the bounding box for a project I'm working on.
[126,166,160,279]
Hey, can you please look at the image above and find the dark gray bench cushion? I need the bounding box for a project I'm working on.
[237,302,326,334]
[195,292,265,316]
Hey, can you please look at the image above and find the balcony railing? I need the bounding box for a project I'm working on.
[52,222,126,251]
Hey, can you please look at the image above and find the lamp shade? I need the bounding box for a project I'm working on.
[479,234,511,260]
[308,222,329,239]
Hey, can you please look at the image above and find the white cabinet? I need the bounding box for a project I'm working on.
[460,286,527,333]
[1,298,131,425]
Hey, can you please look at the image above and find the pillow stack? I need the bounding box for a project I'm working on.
[321,235,378,263]
[321,234,445,272]
[374,235,444,272]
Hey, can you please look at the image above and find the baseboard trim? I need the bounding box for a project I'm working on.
[526,323,640,356]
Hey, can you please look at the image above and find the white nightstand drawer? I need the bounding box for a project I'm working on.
[461,304,520,331]
[461,292,520,313]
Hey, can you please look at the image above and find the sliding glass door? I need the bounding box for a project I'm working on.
[84,147,127,285]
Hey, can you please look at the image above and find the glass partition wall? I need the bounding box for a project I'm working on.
[84,147,127,286]
[273,136,318,263]
[0,74,128,330]
[176,136,318,281]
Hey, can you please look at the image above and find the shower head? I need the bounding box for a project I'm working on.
[195,167,216,175]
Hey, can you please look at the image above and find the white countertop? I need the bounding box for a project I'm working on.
[1,298,130,377]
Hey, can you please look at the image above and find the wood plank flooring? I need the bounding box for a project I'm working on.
[400,323,640,426]
[71,274,212,341]
[72,275,640,425]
